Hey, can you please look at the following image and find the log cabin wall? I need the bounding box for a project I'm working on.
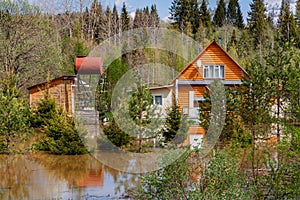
[28,76,76,114]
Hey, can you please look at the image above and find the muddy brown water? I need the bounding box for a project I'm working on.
[0,153,139,199]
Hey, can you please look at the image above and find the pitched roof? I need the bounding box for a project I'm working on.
[172,40,249,82]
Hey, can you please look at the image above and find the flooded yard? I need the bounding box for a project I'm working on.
[0,153,139,199]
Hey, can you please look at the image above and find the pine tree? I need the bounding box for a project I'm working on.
[103,6,112,39]
[90,0,104,43]
[213,0,226,27]
[247,0,268,60]
[227,0,244,28]
[111,4,119,44]
[162,104,187,146]
[199,0,211,28]
[142,6,150,27]
[236,2,244,29]
[169,0,185,31]
[133,9,143,28]
[278,0,297,43]
[120,2,130,32]
[128,84,153,153]
[150,5,159,27]
[296,0,300,25]
[169,0,200,33]
[0,76,30,153]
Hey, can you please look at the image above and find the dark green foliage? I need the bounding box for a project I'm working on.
[278,0,297,43]
[169,0,201,34]
[120,2,130,32]
[103,119,132,148]
[30,95,57,128]
[227,0,244,28]
[38,113,88,155]
[0,75,31,153]
[199,0,211,29]
[162,104,188,145]
[213,0,226,27]
[247,0,268,52]
[296,0,300,25]
[32,95,88,155]
[128,85,153,127]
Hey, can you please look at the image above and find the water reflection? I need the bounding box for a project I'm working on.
[0,153,139,199]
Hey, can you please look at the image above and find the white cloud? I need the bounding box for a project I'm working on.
[162,14,173,24]
[129,11,135,19]
[115,0,126,8]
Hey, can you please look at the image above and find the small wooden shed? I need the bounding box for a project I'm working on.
[28,56,103,114]
[28,76,76,114]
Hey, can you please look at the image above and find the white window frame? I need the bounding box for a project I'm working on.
[152,94,163,106]
[203,64,225,79]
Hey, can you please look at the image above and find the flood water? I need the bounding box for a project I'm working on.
[0,153,139,199]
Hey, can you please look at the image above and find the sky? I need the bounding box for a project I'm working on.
[109,0,291,23]
[28,0,296,23]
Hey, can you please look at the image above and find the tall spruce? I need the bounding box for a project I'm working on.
[169,0,186,31]
[213,0,226,27]
[247,0,268,60]
[227,0,244,28]
[120,2,130,32]
[111,4,119,44]
[296,0,300,25]
[169,0,200,33]
[199,0,211,28]
[150,5,159,27]
[278,0,297,43]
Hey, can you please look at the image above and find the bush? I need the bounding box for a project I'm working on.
[32,95,88,155]
[101,119,132,148]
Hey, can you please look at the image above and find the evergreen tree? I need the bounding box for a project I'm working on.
[296,0,300,25]
[111,4,119,44]
[247,0,268,60]
[278,0,297,43]
[0,75,30,153]
[236,2,244,29]
[103,6,112,39]
[120,2,130,32]
[169,0,200,33]
[169,0,185,31]
[227,0,244,28]
[150,5,159,27]
[142,6,150,27]
[199,0,211,28]
[213,0,226,27]
[128,84,153,153]
[133,9,143,28]
[103,119,132,148]
[162,104,187,146]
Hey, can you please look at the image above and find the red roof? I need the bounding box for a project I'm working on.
[74,56,103,75]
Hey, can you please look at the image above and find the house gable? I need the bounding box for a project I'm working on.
[176,40,249,81]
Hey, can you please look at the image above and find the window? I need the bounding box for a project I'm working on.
[203,65,225,79]
[153,95,163,106]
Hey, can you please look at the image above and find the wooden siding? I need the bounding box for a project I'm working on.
[178,41,246,81]
[188,126,205,134]
[29,77,75,114]
[177,85,206,108]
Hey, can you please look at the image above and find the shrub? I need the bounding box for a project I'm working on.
[32,95,88,155]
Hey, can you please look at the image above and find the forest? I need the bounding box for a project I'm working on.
[0,0,300,199]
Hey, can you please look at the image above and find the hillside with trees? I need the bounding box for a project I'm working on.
[0,0,299,198]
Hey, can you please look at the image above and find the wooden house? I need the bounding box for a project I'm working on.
[28,76,76,114]
[151,40,249,148]
[28,56,103,114]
